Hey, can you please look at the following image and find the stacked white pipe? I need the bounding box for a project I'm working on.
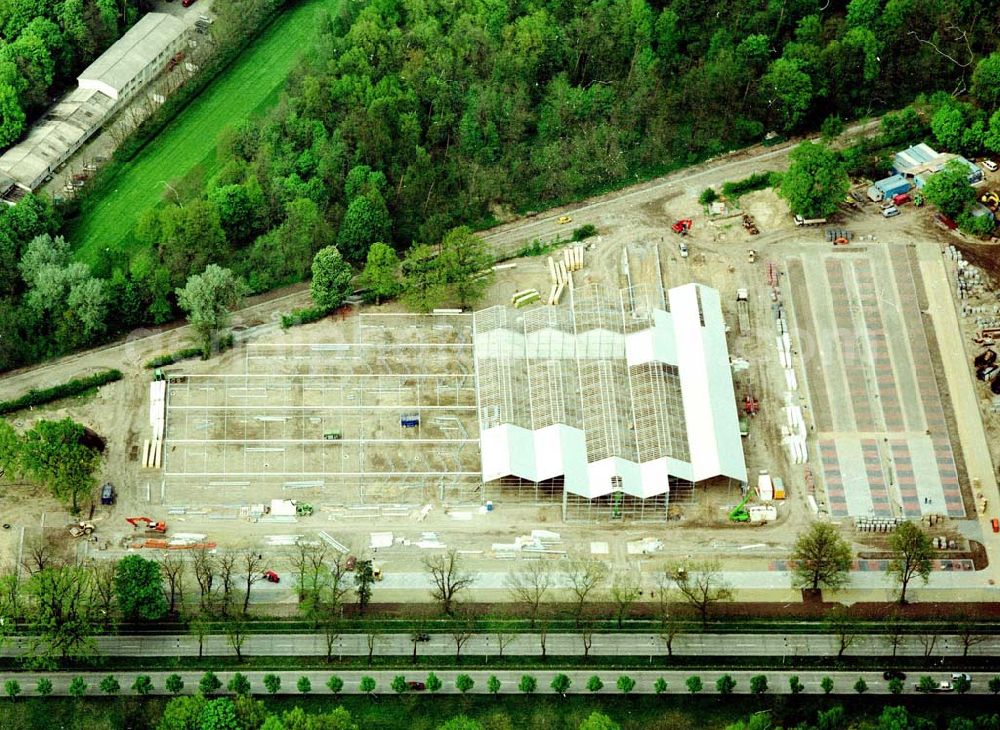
[773,303,797,390]
[782,404,808,464]
[547,246,585,305]
[145,380,166,469]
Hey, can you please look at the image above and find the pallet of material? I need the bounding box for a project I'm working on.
[512,289,540,308]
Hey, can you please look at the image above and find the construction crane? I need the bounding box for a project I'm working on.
[729,489,752,522]
[126,517,167,533]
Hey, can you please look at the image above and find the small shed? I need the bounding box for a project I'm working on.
[867,174,911,202]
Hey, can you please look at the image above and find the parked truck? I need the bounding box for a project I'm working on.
[794,215,827,226]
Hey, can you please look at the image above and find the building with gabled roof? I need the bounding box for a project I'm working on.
[77,13,186,102]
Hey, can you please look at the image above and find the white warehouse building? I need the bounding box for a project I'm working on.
[77,12,186,103]
[473,282,748,521]
[0,12,186,197]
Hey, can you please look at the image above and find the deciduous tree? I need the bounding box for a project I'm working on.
[563,559,607,627]
[888,521,933,604]
[199,670,222,696]
[358,242,401,304]
[132,675,153,695]
[505,560,553,628]
[667,561,732,627]
[4,679,20,701]
[438,226,493,308]
[616,675,635,694]
[175,265,246,353]
[355,560,374,615]
[114,554,167,622]
[228,672,251,696]
[165,674,184,695]
[779,141,850,219]
[337,194,391,263]
[923,159,976,219]
[310,246,353,312]
[99,675,120,695]
[401,244,444,313]
[19,418,101,514]
[610,571,641,629]
[972,52,1000,110]
[423,549,474,615]
[24,564,99,668]
[791,522,852,591]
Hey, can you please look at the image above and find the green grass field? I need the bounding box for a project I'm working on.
[70,0,336,265]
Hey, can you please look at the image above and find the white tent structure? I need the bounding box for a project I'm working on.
[473,282,747,520]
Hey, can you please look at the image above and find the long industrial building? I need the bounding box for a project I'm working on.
[0,13,186,199]
[473,282,748,520]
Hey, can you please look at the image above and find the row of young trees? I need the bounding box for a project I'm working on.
[0,519,936,669]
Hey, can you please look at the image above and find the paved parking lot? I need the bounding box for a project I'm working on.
[785,243,965,519]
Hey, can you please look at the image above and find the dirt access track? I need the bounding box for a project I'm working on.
[4,118,1000,609]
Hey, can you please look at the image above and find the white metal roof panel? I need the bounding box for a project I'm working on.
[77,13,185,98]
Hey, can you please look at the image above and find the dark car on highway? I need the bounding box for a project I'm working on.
[407,681,426,691]
[883,670,907,681]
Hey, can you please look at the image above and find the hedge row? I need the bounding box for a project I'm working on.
[0,370,123,415]
[144,348,204,369]
[280,307,330,329]
[721,171,782,199]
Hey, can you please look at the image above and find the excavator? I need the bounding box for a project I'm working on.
[126,517,167,533]
[671,219,693,236]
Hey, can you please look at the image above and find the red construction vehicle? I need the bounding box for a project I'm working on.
[126,517,167,533]
[744,394,759,417]
[671,219,693,235]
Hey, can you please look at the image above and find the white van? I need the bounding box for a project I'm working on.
[982,159,998,172]
[881,205,900,218]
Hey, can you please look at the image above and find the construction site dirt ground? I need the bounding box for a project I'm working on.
[2,159,999,605]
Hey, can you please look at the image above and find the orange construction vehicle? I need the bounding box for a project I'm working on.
[126,517,167,533]
[671,219,693,236]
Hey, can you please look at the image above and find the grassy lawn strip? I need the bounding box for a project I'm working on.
[70,0,339,265]
[2,694,998,730]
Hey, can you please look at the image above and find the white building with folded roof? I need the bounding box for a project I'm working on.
[473,282,747,521]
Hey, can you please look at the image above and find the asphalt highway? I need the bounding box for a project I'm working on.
[0,668,985,696]
[2,631,997,658]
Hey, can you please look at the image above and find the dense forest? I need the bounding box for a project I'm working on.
[1,0,1000,371]
[0,0,153,146]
